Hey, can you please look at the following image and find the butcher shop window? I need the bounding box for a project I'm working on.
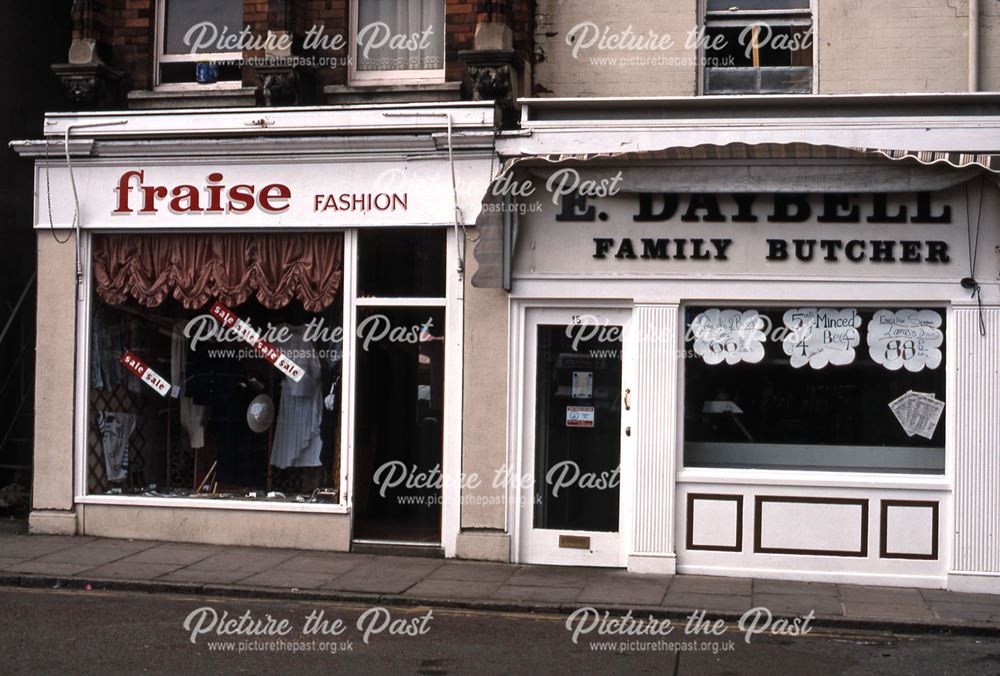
[702,0,814,94]
[683,306,946,474]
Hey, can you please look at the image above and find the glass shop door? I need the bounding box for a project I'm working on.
[519,308,633,567]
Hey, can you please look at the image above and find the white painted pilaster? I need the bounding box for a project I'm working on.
[628,303,679,575]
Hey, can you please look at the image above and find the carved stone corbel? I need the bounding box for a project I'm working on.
[459,49,524,129]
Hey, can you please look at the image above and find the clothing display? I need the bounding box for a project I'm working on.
[270,325,324,468]
[171,321,207,448]
[90,306,127,391]
[213,378,267,487]
[97,411,136,482]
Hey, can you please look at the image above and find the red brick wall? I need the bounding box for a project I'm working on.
[77,0,503,98]
[297,0,349,89]
[111,0,155,91]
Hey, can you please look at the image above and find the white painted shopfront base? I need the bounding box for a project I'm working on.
[505,279,984,589]
[627,554,677,575]
[78,503,352,551]
[947,572,1000,594]
[676,478,949,588]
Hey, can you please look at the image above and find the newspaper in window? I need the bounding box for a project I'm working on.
[889,390,945,439]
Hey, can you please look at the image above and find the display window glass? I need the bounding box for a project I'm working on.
[87,233,345,502]
[683,306,946,474]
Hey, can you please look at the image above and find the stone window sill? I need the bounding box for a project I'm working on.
[128,87,258,110]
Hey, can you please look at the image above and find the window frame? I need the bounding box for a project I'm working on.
[154,0,245,91]
[698,0,819,95]
[348,0,447,87]
[74,229,355,514]
[677,301,950,478]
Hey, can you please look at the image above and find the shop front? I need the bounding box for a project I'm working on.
[468,113,1000,590]
[16,103,496,555]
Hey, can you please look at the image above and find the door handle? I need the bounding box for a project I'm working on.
[624,388,631,411]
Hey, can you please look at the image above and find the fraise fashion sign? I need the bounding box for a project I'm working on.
[34,159,494,229]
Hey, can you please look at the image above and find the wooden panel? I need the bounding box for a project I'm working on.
[687,493,743,552]
[632,304,679,555]
[881,500,939,560]
[754,496,869,557]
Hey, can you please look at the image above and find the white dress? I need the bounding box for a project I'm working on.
[269,325,324,468]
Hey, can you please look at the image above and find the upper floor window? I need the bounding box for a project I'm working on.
[350,0,446,85]
[156,0,244,88]
[703,0,814,95]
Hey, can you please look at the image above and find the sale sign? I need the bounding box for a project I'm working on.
[209,302,304,382]
[120,351,171,397]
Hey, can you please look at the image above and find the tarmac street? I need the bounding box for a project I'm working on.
[2,587,1000,675]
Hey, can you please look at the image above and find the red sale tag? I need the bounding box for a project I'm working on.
[209,302,304,382]
[120,351,171,397]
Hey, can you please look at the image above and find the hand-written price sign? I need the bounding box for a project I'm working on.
[120,351,171,397]
[690,309,767,365]
[867,309,943,372]
[782,308,861,369]
[209,302,304,382]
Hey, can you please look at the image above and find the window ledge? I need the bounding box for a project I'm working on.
[677,468,950,491]
[76,494,349,514]
[128,86,258,110]
[323,81,461,105]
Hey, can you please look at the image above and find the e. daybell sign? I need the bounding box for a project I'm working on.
[574,192,953,265]
[516,190,968,279]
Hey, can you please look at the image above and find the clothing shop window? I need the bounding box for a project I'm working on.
[156,0,244,87]
[350,0,446,85]
[683,306,946,474]
[353,228,447,542]
[87,233,345,503]
[702,0,813,95]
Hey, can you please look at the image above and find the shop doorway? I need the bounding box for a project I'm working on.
[518,308,633,566]
[351,229,447,545]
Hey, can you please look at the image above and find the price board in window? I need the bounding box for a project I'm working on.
[867,309,943,372]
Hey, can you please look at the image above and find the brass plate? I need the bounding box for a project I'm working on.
[558,535,591,550]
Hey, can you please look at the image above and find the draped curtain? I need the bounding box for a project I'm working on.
[93,233,344,312]
[356,0,444,71]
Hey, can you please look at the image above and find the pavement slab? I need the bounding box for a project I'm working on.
[426,561,519,584]
[239,570,338,590]
[0,535,95,560]
[491,584,583,603]
[575,572,671,606]
[753,579,840,596]
[6,560,100,577]
[157,568,258,585]
[271,551,375,577]
[30,539,160,567]
[931,602,1000,622]
[323,555,445,594]
[662,591,755,614]
[921,589,1000,607]
[839,585,928,606]
[667,575,751,596]
[176,548,299,575]
[505,565,597,588]
[121,543,220,566]
[0,532,997,633]
[0,556,28,570]
[405,578,505,599]
[843,601,935,620]
[752,592,844,616]
[81,561,186,580]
